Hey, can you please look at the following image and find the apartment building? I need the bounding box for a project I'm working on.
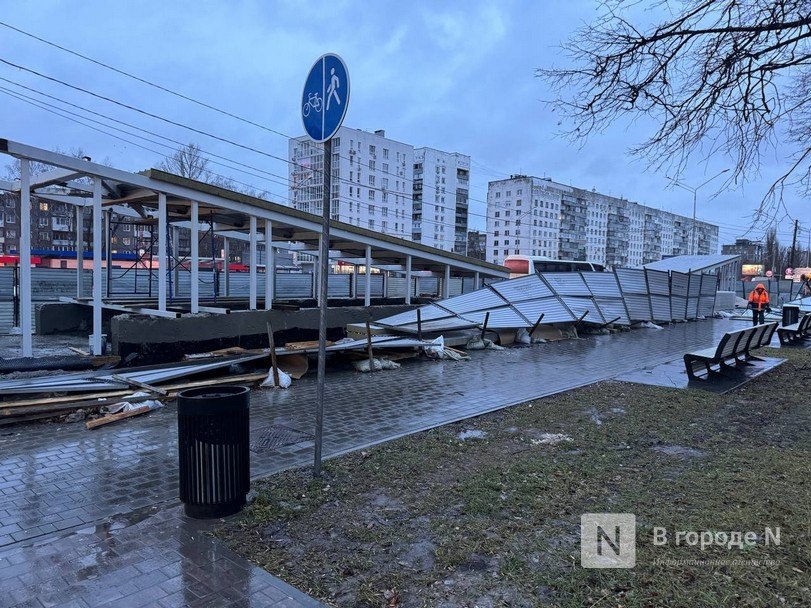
[412,148,470,253]
[289,127,414,239]
[486,176,719,267]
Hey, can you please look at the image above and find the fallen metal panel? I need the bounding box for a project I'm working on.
[624,294,652,321]
[615,268,648,294]
[583,272,623,298]
[671,272,689,298]
[460,306,532,328]
[645,269,671,296]
[560,296,606,324]
[434,285,508,314]
[394,317,480,334]
[593,297,631,325]
[376,304,455,328]
[512,297,577,324]
[671,296,688,321]
[489,274,552,302]
[687,273,702,298]
[650,294,672,321]
[540,272,591,296]
[0,353,268,395]
[698,295,716,317]
[700,273,718,296]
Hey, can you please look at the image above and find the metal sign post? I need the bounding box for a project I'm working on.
[302,53,350,478]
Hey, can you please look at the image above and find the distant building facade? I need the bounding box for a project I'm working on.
[721,238,764,265]
[289,127,414,239]
[485,176,719,267]
[412,148,470,253]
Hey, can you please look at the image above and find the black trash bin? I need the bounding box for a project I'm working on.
[782,305,800,327]
[177,385,250,519]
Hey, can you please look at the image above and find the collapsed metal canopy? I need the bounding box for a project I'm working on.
[376,267,720,333]
[0,138,509,357]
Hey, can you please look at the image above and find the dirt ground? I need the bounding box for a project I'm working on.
[217,345,811,608]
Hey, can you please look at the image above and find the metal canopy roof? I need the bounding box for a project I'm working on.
[643,254,740,274]
[0,139,508,279]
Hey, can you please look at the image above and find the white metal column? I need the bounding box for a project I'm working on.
[158,193,167,311]
[223,237,230,297]
[351,266,358,299]
[443,265,451,299]
[19,160,32,356]
[265,220,273,309]
[190,201,199,313]
[405,255,412,305]
[75,206,84,298]
[474,271,480,290]
[364,245,372,307]
[249,216,257,310]
[91,178,103,355]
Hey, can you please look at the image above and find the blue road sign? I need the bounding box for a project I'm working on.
[302,53,350,143]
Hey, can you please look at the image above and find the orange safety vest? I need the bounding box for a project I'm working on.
[748,284,770,311]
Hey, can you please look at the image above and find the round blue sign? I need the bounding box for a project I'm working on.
[301,53,350,142]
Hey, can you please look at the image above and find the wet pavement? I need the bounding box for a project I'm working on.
[0,317,763,606]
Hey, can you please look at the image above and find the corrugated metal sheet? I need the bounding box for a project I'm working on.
[512,297,576,324]
[356,274,384,297]
[276,274,313,299]
[435,286,506,314]
[593,298,630,325]
[650,294,672,321]
[671,296,688,321]
[415,277,439,296]
[582,272,623,298]
[327,274,351,298]
[560,296,605,323]
[645,269,671,296]
[396,317,478,333]
[687,273,702,298]
[700,273,717,296]
[490,274,552,302]
[540,272,591,296]
[698,295,716,317]
[460,307,531,328]
[670,272,689,298]
[624,294,652,321]
[615,268,648,294]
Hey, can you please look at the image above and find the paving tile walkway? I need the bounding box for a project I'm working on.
[0,317,751,606]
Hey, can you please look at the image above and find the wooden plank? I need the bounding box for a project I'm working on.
[267,321,280,387]
[284,340,334,350]
[110,374,168,396]
[86,405,151,430]
[0,372,268,412]
[67,346,90,356]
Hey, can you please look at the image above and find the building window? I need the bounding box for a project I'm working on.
[39,202,49,211]
[368,190,375,201]
[369,144,376,155]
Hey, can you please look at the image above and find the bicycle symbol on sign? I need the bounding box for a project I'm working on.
[303,92,322,117]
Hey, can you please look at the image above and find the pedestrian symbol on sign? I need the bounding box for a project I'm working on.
[326,68,341,111]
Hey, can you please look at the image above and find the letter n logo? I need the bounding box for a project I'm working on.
[581,513,636,568]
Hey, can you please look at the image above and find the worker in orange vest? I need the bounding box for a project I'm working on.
[747,283,771,326]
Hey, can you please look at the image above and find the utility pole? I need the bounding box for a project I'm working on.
[789,219,799,269]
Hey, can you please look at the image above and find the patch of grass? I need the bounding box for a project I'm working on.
[216,345,811,607]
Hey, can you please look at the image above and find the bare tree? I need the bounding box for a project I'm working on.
[158,143,211,181]
[157,144,268,199]
[539,0,811,226]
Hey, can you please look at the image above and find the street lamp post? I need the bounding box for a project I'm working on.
[667,169,729,255]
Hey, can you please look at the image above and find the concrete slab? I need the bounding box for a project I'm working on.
[615,356,786,393]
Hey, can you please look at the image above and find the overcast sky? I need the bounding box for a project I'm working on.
[0,0,807,250]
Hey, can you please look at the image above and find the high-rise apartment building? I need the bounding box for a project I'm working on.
[412,148,470,253]
[289,127,414,239]
[486,176,719,267]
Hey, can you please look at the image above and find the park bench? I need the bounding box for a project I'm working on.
[776,312,811,346]
[683,322,778,381]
